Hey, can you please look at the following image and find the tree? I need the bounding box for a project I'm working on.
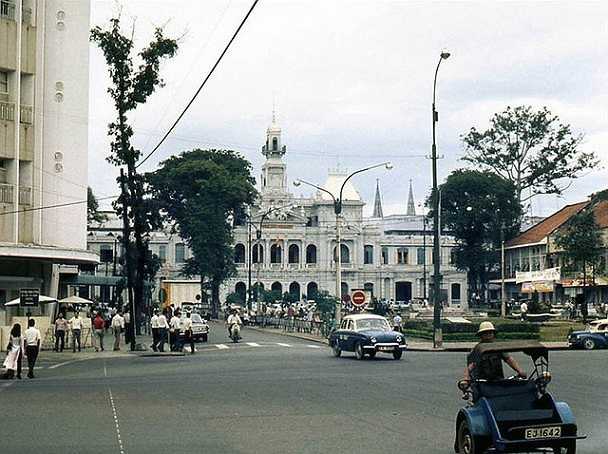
[91,18,178,331]
[148,149,257,318]
[312,291,337,322]
[554,205,604,322]
[462,106,597,204]
[428,169,522,301]
[87,187,107,224]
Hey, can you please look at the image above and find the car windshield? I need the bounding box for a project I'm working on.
[355,318,390,331]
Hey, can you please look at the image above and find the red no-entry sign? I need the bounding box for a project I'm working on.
[351,290,366,307]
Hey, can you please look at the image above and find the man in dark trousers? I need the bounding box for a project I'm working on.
[24,318,41,379]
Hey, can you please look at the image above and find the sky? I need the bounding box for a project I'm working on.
[88,0,608,217]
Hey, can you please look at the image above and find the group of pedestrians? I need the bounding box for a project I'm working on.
[53,308,128,353]
[150,307,195,354]
[2,319,41,380]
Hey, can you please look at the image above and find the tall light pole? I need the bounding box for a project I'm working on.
[294,162,393,324]
[431,50,451,348]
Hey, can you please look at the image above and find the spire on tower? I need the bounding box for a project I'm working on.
[406,179,416,216]
[373,178,384,218]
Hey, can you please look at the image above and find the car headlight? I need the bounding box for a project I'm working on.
[371,337,377,343]
[396,336,403,343]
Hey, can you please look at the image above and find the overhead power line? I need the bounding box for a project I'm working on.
[135,0,260,169]
[0,195,119,217]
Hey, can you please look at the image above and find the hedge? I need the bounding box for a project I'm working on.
[402,318,539,341]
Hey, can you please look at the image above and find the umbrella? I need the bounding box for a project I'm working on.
[4,295,58,306]
[58,295,94,305]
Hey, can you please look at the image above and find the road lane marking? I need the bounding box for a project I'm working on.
[306,345,322,349]
[108,388,126,454]
[276,343,291,347]
[215,344,230,349]
[48,359,87,369]
[0,382,15,393]
[246,342,261,347]
[104,361,108,377]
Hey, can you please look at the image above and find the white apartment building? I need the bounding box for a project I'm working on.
[0,0,96,325]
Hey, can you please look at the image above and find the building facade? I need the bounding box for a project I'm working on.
[224,116,468,307]
[0,1,96,324]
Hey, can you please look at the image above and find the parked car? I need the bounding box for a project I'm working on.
[568,319,608,350]
[179,313,209,342]
[328,314,407,360]
[455,341,585,454]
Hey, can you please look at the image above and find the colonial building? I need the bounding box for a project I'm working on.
[225,115,468,307]
[1,1,96,326]
[498,197,608,304]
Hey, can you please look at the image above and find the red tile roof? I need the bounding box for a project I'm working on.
[593,200,608,229]
[506,201,588,248]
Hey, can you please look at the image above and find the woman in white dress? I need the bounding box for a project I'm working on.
[2,323,24,379]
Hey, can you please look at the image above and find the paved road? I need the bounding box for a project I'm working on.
[1,323,606,454]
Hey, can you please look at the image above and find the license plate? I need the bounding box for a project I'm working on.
[525,426,561,439]
[379,346,393,351]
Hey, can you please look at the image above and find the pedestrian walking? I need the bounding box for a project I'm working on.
[150,308,160,352]
[24,319,41,379]
[111,310,125,351]
[520,301,528,321]
[183,312,195,354]
[157,309,169,352]
[54,313,68,352]
[2,323,23,379]
[69,312,84,352]
[169,310,181,352]
[93,312,106,351]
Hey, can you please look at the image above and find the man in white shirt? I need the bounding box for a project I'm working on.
[182,312,195,354]
[111,310,125,351]
[69,312,84,352]
[150,309,160,352]
[157,310,169,352]
[169,311,181,352]
[24,318,41,379]
[226,310,242,339]
[392,314,403,333]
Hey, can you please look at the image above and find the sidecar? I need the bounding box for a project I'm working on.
[454,341,586,453]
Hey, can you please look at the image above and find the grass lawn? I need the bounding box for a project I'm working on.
[539,321,586,342]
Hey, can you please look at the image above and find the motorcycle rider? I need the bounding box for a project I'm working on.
[226,308,243,340]
[463,322,527,401]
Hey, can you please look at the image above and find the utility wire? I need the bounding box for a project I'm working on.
[0,195,119,217]
[135,0,260,169]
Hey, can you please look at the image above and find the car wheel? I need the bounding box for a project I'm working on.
[331,342,342,357]
[368,350,376,359]
[393,349,403,360]
[202,333,208,343]
[457,420,485,454]
[583,338,595,350]
[355,342,365,360]
[553,441,576,453]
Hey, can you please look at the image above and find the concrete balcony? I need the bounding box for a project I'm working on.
[0,0,15,20]
[18,185,31,205]
[0,102,34,160]
[0,182,13,203]
[0,1,36,73]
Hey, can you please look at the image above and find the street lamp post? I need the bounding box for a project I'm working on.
[294,162,393,324]
[431,50,451,348]
[501,222,506,318]
[423,216,428,301]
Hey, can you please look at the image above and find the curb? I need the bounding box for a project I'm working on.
[246,327,571,352]
[135,351,186,357]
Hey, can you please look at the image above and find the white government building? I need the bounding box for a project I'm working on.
[0,1,96,330]
[224,115,468,307]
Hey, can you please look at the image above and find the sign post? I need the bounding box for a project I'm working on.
[19,288,40,307]
[351,290,367,309]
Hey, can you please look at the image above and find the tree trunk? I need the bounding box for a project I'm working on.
[211,278,220,320]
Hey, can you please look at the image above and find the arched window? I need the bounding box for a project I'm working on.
[252,282,264,300]
[289,282,300,300]
[341,282,349,299]
[234,243,245,263]
[306,244,317,264]
[333,244,350,264]
[364,245,374,264]
[395,281,412,302]
[235,282,246,303]
[364,282,374,296]
[252,244,264,264]
[288,244,300,264]
[306,282,318,299]
[271,281,282,294]
[272,137,278,151]
[270,244,282,263]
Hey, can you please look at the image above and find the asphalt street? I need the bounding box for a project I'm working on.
[0,323,606,454]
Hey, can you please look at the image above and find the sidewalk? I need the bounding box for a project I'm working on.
[246,326,570,352]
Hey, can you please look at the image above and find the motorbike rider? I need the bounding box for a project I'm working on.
[226,308,243,339]
[463,322,527,390]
